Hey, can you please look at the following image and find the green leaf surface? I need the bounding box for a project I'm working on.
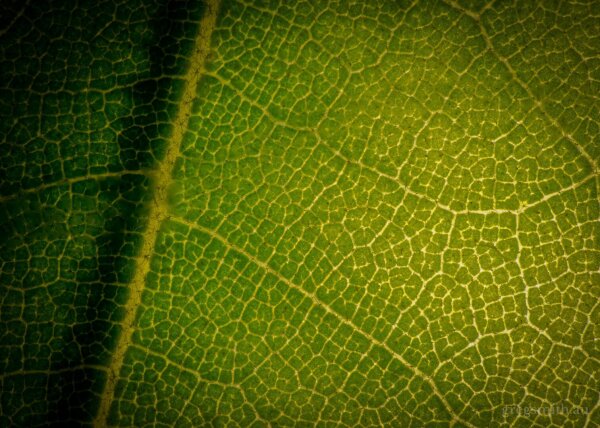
[1,0,598,427]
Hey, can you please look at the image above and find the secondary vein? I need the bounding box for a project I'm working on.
[172,215,477,428]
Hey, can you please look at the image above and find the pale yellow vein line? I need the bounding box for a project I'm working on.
[204,70,515,217]
[0,364,107,381]
[443,0,598,174]
[128,344,270,426]
[584,393,600,428]
[524,320,598,364]
[171,216,476,428]
[92,1,221,425]
[517,173,596,213]
[0,1,29,38]
[207,66,594,218]
[0,170,145,204]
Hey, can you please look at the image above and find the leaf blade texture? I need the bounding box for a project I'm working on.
[0,0,598,427]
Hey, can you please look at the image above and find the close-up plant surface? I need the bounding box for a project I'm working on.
[0,0,598,426]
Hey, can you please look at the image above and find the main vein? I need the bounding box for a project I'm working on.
[93,1,220,425]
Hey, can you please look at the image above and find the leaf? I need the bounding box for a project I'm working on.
[1,0,598,427]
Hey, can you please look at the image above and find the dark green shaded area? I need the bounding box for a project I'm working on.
[0,174,151,426]
[1,369,106,427]
[0,0,203,425]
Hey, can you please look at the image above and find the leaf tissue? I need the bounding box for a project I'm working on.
[0,0,598,427]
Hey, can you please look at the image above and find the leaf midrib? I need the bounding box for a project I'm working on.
[93,1,221,425]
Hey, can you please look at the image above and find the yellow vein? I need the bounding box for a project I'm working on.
[517,173,596,213]
[584,395,600,428]
[93,1,220,425]
[205,70,515,217]
[443,0,597,174]
[172,215,476,428]
[0,364,107,381]
[0,0,29,37]
[0,170,145,204]
[209,64,593,219]
[129,344,269,426]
